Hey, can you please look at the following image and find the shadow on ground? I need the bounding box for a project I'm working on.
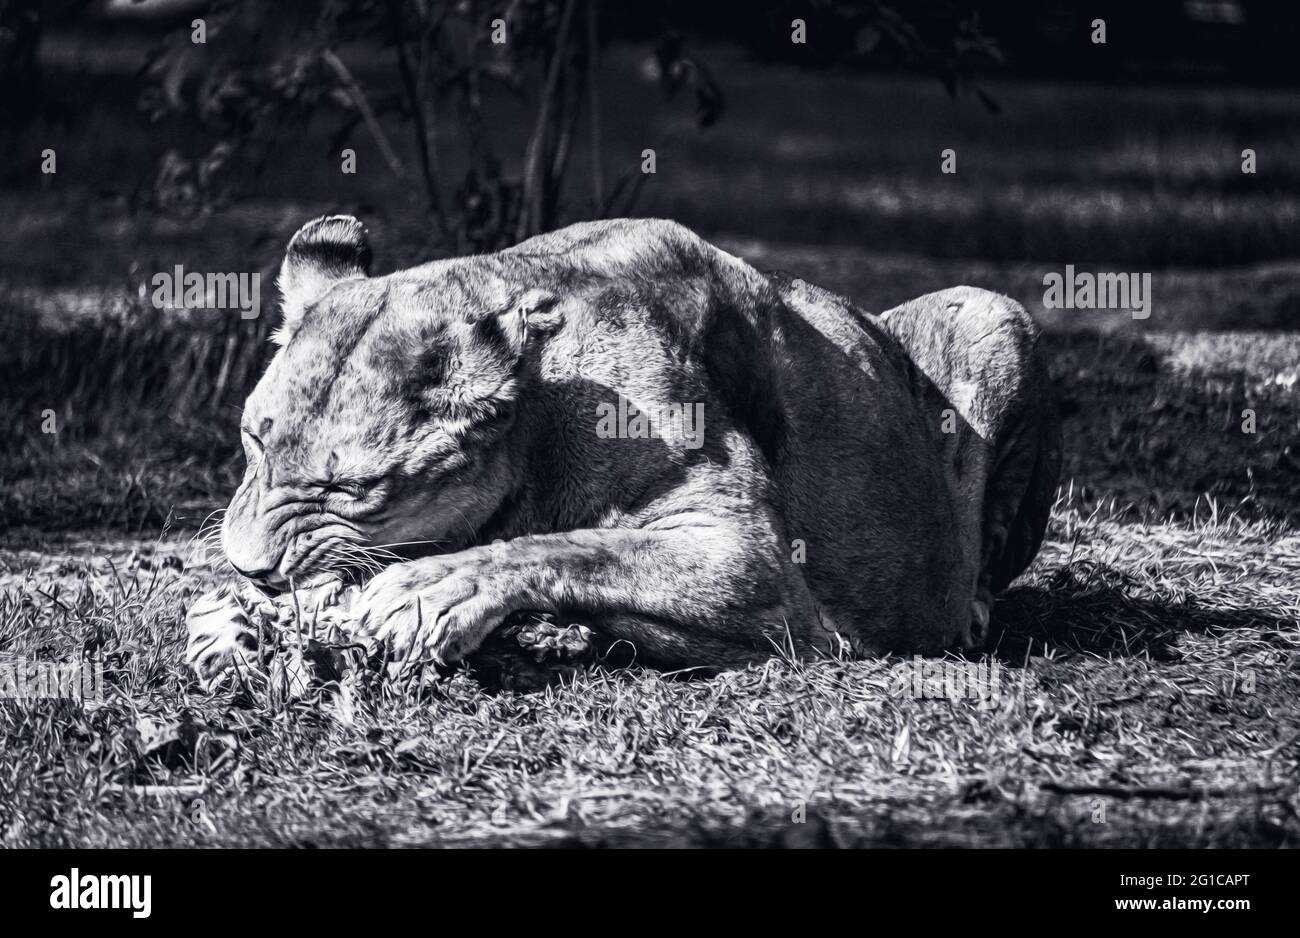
[990,559,1297,662]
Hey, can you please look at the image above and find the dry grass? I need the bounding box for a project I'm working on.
[0,489,1297,847]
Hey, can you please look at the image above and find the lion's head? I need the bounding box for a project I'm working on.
[221,216,559,590]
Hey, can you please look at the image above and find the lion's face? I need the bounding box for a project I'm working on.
[221,217,547,590]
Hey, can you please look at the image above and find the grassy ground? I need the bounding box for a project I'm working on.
[1,44,1298,846]
[2,485,1297,847]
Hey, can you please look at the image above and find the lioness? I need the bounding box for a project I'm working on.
[189,216,1059,680]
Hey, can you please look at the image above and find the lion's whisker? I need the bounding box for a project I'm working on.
[367,539,446,549]
[330,542,382,578]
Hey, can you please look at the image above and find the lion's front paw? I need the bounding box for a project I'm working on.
[185,585,260,689]
[352,556,528,667]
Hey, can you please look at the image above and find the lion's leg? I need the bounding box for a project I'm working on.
[880,287,1060,647]
[352,517,827,671]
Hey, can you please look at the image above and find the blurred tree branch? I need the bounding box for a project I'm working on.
[125,0,998,251]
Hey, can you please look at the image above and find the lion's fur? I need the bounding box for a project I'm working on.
[205,217,1060,673]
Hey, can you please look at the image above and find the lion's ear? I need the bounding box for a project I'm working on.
[274,215,372,346]
[494,288,563,356]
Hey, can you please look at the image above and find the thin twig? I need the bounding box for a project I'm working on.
[320,49,405,179]
[517,0,578,240]
[383,0,450,244]
[586,0,603,213]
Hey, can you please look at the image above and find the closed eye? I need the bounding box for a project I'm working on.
[325,481,368,499]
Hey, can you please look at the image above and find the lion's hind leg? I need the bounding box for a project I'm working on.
[880,286,1061,648]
